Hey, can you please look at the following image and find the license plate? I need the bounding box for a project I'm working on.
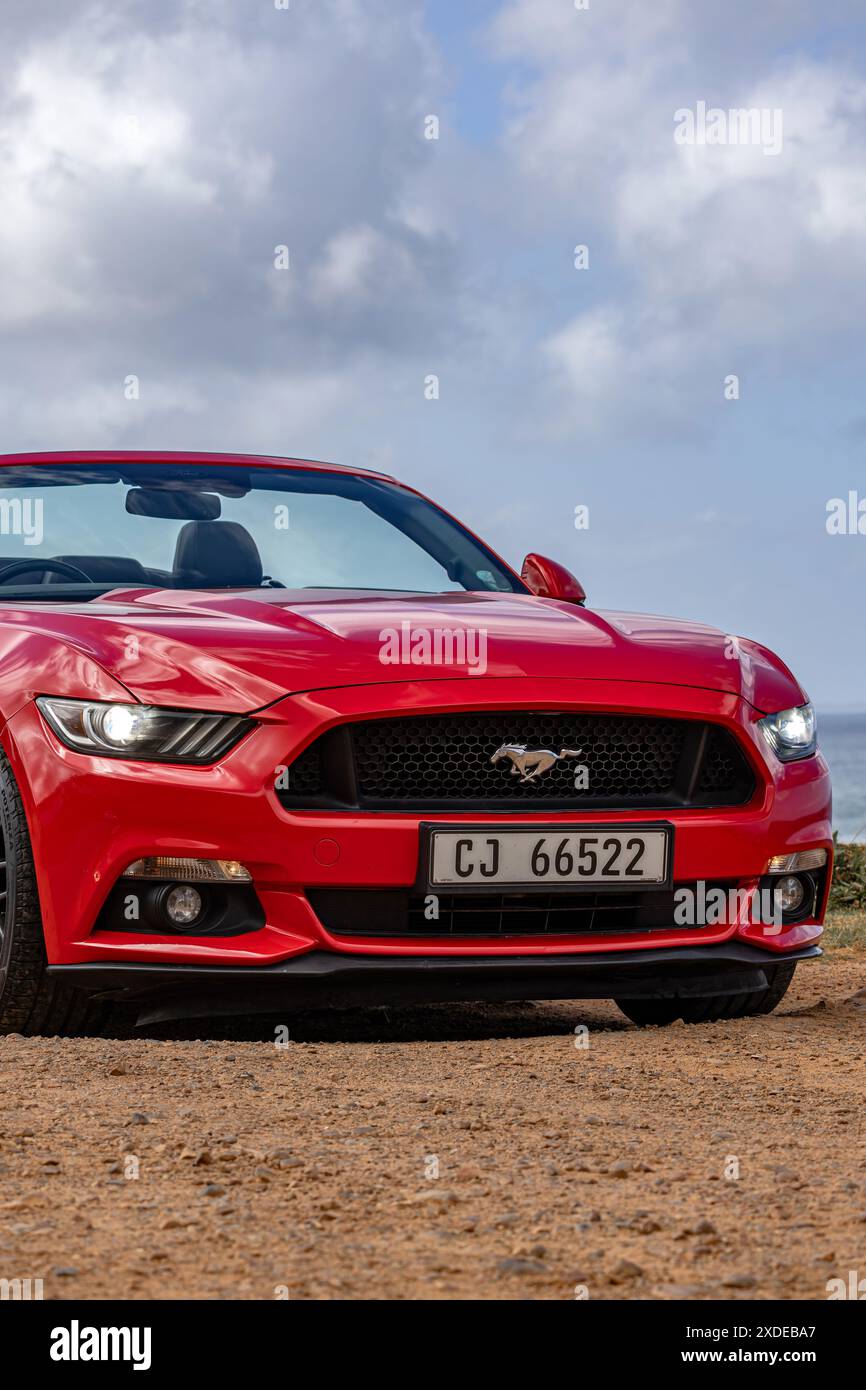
[425,825,672,889]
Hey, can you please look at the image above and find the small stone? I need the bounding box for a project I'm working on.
[655,1282,706,1297]
[610,1258,643,1281]
[497,1257,547,1275]
[634,1218,661,1235]
[409,1189,460,1205]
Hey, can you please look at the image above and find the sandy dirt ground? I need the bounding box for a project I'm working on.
[0,933,863,1301]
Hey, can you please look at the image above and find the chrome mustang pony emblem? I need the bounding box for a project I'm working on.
[490,743,583,784]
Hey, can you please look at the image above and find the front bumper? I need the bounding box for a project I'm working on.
[47,941,823,1024]
[3,674,832,969]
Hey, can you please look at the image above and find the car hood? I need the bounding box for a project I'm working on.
[3,587,805,713]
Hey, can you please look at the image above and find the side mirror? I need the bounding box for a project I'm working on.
[521,553,586,605]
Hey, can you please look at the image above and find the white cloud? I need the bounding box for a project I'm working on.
[486,1,866,436]
[310,224,419,305]
[0,0,864,702]
[544,308,625,413]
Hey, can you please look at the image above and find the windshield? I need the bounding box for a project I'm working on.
[0,462,522,599]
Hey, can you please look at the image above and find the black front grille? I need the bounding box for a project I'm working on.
[278,711,755,811]
[308,883,734,937]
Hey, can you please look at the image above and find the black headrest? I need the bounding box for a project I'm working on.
[47,555,149,584]
[173,521,263,588]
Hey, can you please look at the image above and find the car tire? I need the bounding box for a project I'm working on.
[615,962,797,1027]
[0,748,114,1036]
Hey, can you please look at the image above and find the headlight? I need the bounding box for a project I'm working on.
[36,697,253,763]
[759,702,817,762]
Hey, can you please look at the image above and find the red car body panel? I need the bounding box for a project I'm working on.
[0,586,807,714]
[0,452,831,989]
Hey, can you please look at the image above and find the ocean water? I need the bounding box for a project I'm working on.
[816,712,866,842]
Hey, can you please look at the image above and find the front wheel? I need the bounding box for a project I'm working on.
[0,748,113,1036]
[615,962,797,1026]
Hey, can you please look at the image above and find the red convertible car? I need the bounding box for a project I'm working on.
[0,451,831,1032]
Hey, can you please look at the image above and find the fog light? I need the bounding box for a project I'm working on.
[165,885,203,926]
[767,848,827,873]
[774,875,805,914]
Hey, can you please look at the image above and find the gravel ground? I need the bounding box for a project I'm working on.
[0,934,863,1302]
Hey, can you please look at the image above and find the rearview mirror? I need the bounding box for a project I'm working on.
[521,553,586,605]
[126,488,222,521]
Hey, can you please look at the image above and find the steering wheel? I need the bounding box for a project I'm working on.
[0,558,92,584]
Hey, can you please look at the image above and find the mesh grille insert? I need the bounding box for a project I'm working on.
[279,711,755,811]
[353,713,683,801]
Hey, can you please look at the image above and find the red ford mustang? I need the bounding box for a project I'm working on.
[0,451,831,1033]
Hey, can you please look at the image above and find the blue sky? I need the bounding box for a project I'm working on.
[0,0,865,707]
[425,0,518,143]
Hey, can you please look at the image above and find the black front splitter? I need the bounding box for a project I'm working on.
[47,941,821,1025]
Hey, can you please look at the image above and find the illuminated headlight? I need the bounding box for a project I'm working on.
[36,697,253,763]
[759,703,817,762]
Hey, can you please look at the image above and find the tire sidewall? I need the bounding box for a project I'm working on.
[0,758,19,998]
